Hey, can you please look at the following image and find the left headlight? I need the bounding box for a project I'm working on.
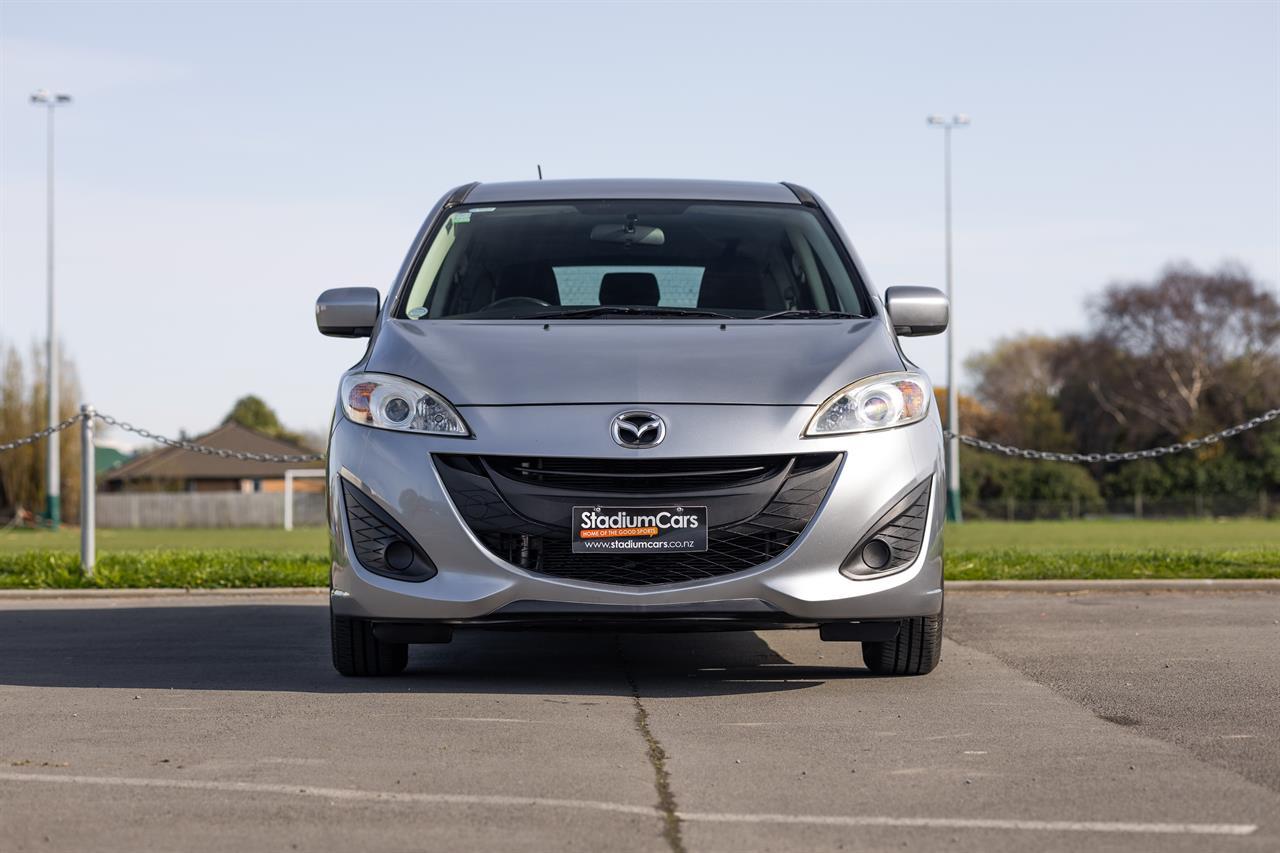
[340,372,470,437]
[804,372,931,436]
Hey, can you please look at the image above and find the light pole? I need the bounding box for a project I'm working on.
[927,113,969,523]
[31,89,72,529]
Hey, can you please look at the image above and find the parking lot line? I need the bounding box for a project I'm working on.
[0,770,661,818]
[679,810,1258,836]
[0,771,1256,837]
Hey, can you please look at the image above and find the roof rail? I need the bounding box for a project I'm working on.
[444,182,479,209]
[781,182,818,207]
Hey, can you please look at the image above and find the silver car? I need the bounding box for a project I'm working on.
[316,179,949,677]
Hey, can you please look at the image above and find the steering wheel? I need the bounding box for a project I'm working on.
[483,296,552,313]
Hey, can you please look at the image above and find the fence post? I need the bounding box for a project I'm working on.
[79,405,95,577]
[284,470,294,531]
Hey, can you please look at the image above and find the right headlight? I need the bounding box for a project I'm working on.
[804,372,931,436]
[340,372,470,437]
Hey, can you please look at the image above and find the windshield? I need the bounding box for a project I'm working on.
[398,201,870,319]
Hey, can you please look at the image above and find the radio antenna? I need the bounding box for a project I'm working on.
[537,164,543,180]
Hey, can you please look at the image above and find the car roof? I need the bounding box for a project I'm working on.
[463,178,801,205]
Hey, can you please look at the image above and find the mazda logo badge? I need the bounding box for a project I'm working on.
[611,411,666,448]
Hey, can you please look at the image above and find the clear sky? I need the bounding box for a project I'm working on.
[2,0,1277,445]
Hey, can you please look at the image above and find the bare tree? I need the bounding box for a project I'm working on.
[1086,263,1280,438]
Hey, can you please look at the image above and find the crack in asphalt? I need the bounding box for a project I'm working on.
[618,638,688,853]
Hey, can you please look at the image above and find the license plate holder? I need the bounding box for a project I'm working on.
[572,505,709,554]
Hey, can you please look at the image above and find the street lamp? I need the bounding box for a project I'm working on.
[31,89,72,529]
[926,113,970,523]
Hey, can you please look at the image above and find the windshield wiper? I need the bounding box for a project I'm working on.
[755,309,862,320]
[531,306,733,320]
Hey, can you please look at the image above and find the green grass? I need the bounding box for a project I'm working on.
[0,520,1276,588]
[946,549,1279,580]
[0,526,328,555]
[945,519,1280,552]
[0,550,326,589]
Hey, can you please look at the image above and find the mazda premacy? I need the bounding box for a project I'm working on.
[317,179,949,677]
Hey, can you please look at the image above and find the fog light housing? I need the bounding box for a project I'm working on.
[840,479,932,579]
[383,540,415,572]
[861,538,892,570]
[341,479,437,582]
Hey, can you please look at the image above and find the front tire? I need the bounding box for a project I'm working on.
[331,610,408,676]
[861,608,943,676]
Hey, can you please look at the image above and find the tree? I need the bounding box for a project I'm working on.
[222,395,304,445]
[0,342,83,522]
[225,395,284,434]
[965,335,1074,449]
[1085,262,1280,439]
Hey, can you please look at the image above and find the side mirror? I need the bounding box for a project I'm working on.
[316,287,380,338]
[884,286,948,336]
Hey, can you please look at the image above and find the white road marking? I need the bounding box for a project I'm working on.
[681,810,1259,836]
[424,716,538,724]
[0,771,657,818]
[0,771,1257,837]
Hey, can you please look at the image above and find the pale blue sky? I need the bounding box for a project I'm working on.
[2,0,1277,444]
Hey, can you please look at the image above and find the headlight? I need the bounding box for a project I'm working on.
[340,373,470,437]
[805,372,930,436]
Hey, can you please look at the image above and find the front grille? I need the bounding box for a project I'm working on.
[436,453,841,586]
[483,455,788,493]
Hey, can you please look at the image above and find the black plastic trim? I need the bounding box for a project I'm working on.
[341,478,438,582]
[818,621,901,642]
[444,181,480,209]
[781,181,819,207]
[840,478,932,580]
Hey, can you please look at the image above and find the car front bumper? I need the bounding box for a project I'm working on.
[327,404,944,626]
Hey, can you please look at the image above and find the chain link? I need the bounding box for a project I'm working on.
[94,413,324,463]
[4,406,1277,466]
[0,414,83,453]
[946,407,1280,463]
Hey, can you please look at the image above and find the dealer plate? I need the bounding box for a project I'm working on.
[572,505,708,554]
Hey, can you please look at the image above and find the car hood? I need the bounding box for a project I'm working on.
[365,319,907,407]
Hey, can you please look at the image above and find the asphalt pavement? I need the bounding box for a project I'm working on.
[1,590,1276,852]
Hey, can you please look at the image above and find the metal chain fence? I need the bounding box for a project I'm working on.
[0,413,83,453]
[92,413,323,463]
[1,403,1277,576]
[0,406,1276,464]
[944,407,1280,463]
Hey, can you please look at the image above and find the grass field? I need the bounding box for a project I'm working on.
[1,519,1276,588]
[0,526,328,555]
[946,519,1279,552]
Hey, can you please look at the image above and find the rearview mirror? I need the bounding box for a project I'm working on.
[589,223,665,246]
[884,286,948,336]
[316,287,380,338]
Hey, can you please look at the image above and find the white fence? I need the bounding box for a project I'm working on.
[96,492,327,529]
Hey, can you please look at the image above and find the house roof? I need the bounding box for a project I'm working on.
[104,422,323,482]
[94,446,131,476]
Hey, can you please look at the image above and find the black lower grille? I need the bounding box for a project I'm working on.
[482,455,788,493]
[342,479,436,582]
[840,479,931,578]
[436,453,841,586]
